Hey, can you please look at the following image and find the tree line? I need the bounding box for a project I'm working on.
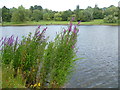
[0,5,119,23]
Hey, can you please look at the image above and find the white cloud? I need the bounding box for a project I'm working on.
[0,0,119,11]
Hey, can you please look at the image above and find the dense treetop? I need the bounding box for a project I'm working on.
[0,5,119,23]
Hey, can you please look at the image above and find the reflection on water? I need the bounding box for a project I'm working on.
[0,25,118,88]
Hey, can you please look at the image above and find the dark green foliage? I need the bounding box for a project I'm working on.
[32,10,43,21]
[43,13,50,21]
[11,5,27,22]
[2,6,11,22]
[62,10,72,21]
[31,5,43,11]
[54,12,62,21]
[103,5,118,23]
[79,10,93,22]
[104,15,118,23]
[93,5,104,19]
[2,5,118,23]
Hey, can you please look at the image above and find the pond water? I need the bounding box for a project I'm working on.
[0,25,118,88]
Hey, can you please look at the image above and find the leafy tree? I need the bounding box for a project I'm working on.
[2,6,11,22]
[103,5,118,23]
[30,6,34,13]
[32,10,43,21]
[34,5,43,11]
[54,12,62,21]
[43,13,50,20]
[11,5,27,22]
[67,14,76,21]
[48,12,55,20]
[61,10,72,21]
[104,15,118,23]
[79,10,92,21]
[75,5,80,21]
[93,4,104,19]
[30,5,43,11]
[86,6,94,20]
[25,9,32,21]
[104,5,118,16]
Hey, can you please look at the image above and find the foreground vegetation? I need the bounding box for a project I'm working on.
[0,20,80,88]
[2,64,26,88]
[1,19,118,26]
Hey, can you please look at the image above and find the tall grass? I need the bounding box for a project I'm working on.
[0,20,80,88]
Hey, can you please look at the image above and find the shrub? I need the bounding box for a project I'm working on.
[0,20,80,88]
[104,15,118,23]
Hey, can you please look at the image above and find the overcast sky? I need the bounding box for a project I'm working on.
[0,0,119,11]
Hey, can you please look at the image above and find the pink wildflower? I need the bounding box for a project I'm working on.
[38,25,41,29]
[71,17,75,21]
[73,26,77,33]
[78,21,81,24]
[64,29,66,33]
[68,22,72,32]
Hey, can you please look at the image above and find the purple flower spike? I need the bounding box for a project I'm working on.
[0,41,4,47]
[68,22,72,32]
[7,37,14,46]
[72,45,74,48]
[15,36,18,44]
[72,17,75,21]
[38,25,41,29]
[16,36,18,41]
[0,37,3,42]
[73,26,77,33]
[78,21,81,24]
[4,37,7,42]
[43,27,47,31]
[37,33,41,37]
[64,29,66,33]
[35,31,40,35]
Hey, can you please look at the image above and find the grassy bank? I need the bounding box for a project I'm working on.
[1,19,118,26]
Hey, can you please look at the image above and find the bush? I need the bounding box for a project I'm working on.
[104,15,118,23]
[0,20,80,88]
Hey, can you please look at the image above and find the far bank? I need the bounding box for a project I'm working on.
[0,19,118,26]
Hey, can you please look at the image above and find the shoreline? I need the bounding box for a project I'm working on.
[0,23,119,26]
[0,19,119,26]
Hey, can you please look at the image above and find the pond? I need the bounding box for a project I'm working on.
[0,25,118,88]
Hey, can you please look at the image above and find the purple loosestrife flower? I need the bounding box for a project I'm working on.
[0,37,3,42]
[73,26,77,34]
[4,37,7,42]
[71,17,75,21]
[38,25,41,29]
[0,41,4,47]
[43,27,47,31]
[78,29,79,32]
[68,22,72,32]
[7,36,14,46]
[37,33,41,37]
[3,37,7,46]
[40,27,48,35]
[78,21,81,24]
[15,36,18,45]
[72,45,74,48]
[64,29,66,33]
[35,31,40,36]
